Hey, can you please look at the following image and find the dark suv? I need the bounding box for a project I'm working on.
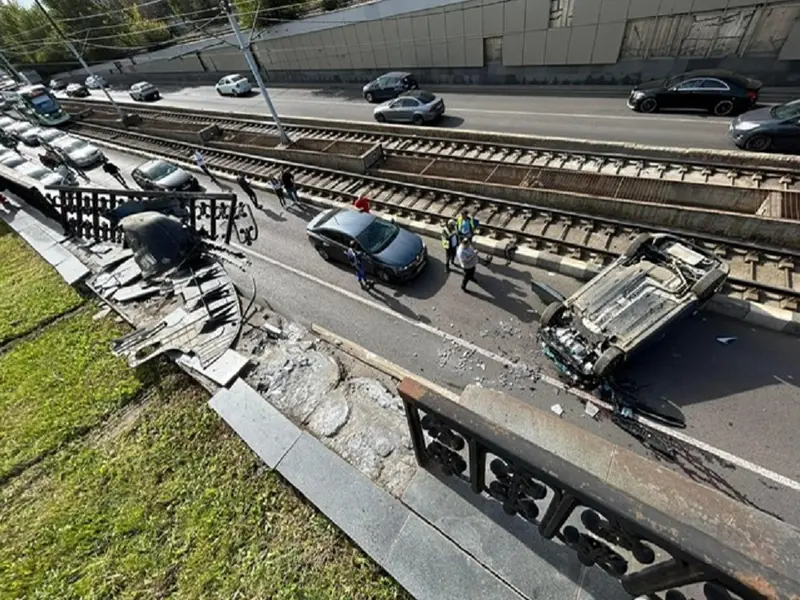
[362,72,418,103]
[538,233,729,389]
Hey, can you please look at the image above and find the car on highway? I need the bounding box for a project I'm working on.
[65,83,90,98]
[17,125,43,146]
[362,71,418,103]
[728,98,800,153]
[307,208,427,283]
[537,232,729,389]
[36,127,67,145]
[85,75,108,89]
[5,120,36,141]
[47,135,104,168]
[15,160,76,186]
[131,158,199,191]
[373,90,445,125]
[0,149,27,168]
[129,81,160,102]
[627,70,761,116]
[49,79,67,91]
[215,74,252,97]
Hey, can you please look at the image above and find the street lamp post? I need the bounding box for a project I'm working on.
[32,0,125,120]
[220,0,290,145]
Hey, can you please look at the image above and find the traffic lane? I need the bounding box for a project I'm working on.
[95,144,800,485]
[65,84,735,150]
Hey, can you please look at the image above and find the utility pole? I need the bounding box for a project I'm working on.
[220,0,290,145]
[32,0,125,120]
[0,49,23,84]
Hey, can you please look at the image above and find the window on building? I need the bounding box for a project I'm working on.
[483,37,503,64]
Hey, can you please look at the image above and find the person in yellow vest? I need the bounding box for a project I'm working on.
[440,219,459,272]
[456,210,479,240]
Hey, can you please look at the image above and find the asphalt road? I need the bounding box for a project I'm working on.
[61,83,741,150]
[32,138,797,527]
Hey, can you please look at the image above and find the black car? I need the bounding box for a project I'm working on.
[132,159,199,191]
[307,208,427,283]
[729,99,800,153]
[627,70,761,116]
[362,72,418,103]
[49,79,67,91]
[65,83,89,98]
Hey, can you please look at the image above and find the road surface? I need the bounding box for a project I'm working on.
[62,83,744,150]
[34,139,800,527]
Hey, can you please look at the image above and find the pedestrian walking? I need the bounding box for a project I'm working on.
[281,169,299,204]
[346,240,368,289]
[102,160,128,187]
[457,209,479,241]
[354,195,371,213]
[236,172,260,207]
[457,238,479,292]
[194,149,212,178]
[39,150,57,170]
[268,176,286,208]
[440,219,459,272]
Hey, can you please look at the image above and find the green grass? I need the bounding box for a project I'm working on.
[0,369,408,600]
[0,307,146,482]
[0,221,83,344]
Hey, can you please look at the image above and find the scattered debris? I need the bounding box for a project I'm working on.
[716,336,737,345]
[92,307,111,321]
[551,403,564,417]
[584,402,600,419]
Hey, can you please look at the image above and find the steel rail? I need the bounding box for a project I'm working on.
[61,99,800,193]
[69,120,800,311]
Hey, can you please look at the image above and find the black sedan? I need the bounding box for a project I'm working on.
[132,159,199,191]
[729,99,800,153]
[362,71,418,103]
[307,208,427,283]
[65,83,90,98]
[627,70,761,116]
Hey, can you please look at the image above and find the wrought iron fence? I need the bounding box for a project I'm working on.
[45,186,259,246]
[398,378,799,600]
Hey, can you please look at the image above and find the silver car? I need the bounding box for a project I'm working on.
[0,149,27,168]
[48,135,104,167]
[5,121,34,140]
[17,125,43,146]
[129,81,159,102]
[36,127,67,145]
[373,90,445,125]
[15,160,75,186]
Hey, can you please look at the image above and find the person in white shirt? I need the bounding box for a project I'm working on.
[456,238,479,292]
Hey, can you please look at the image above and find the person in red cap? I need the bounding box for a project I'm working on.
[354,196,371,213]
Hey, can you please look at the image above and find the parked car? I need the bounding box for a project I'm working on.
[0,116,16,130]
[17,125,43,146]
[537,232,729,389]
[362,71,418,103]
[627,70,761,116]
[374,90,445,125]
[215,74,252,97]
[15,160,75,186]
[47,135,104,168]
[307,208,427,283]
[36,127,67,145]
[5,121,35,140]
[65,83,90,98]
[0,149,27,168]
[129,81,160,102]
[49,79,67,91]
[728,98,800,153]
[131,159,199,191]
[85,75,108,89]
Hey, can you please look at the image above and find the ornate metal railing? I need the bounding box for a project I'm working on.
[398,378,799,600]
[44,186,259,246]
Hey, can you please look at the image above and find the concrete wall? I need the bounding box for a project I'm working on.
[66,0,800,85]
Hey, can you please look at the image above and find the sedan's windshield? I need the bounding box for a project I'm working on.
[771,100,800,120]
[356,219,399,254]
[142,161,178,180]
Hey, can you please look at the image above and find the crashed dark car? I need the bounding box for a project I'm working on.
[538,233,729,389]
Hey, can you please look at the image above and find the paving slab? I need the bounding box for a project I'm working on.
[55,257,90,285]
[401,469,583,600]
[179,349,249,387]
[208,378,301,468]
[37,242,75,268]
[16,223,59,254]
[276,431,411,566]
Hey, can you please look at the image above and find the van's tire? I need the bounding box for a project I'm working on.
[539,301,565,328]
[593,346,624,378]
[691,268,727,302]
[622,233,653,260]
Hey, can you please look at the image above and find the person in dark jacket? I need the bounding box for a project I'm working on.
[281,169,299,204]
[102,160,127,187]
[346,240,369,289]
[236,172,259,207]
[440,219,459,272]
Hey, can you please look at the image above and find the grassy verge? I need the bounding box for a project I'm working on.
[0,227,410,599]
[0,221,83,344]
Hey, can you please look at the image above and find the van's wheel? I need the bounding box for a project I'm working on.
[712,100,734,116]
[539,301,565,328]
[639,98,658,113]
[691,268,727,302]
[375,113,386,123]
[622,233,653,260]
[593,346,624,378]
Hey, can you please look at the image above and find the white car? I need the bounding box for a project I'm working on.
[0,116,15,129]
[36,127,66,145]
[5,121,33,139]
[85,75,108,89]
[49,135,104,168]
[129,81,159,102]
[215,74,252,97]
[17,125,43,146]
[0,150,27,168]
[15,160,75,186]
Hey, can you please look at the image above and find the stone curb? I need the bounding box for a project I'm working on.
[75,133,800,337]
